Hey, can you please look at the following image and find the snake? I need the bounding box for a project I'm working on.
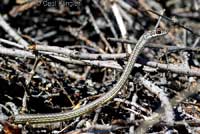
[11,28,168,124]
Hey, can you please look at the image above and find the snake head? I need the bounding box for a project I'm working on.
[143,28,168,40]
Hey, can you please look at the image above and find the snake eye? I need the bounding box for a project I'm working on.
[156,28,161,34]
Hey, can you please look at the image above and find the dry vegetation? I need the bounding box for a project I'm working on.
[0,0,200,133]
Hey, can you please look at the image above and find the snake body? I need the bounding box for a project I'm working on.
[13,29,167,124]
